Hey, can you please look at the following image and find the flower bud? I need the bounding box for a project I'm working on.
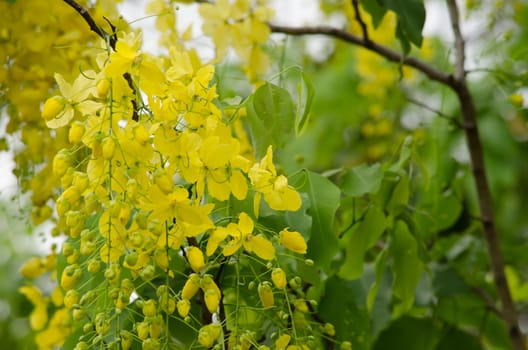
[187,246,205,272]
[271,268,287,289]
[258,282,274,308]
[177,299,191,318]
[181,273,200,300]
[204,288,220,313]
[42,96,65,121]
[279,229,307,254]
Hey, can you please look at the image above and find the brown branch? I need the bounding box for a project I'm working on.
[445,1,524,348]
[268,24,456,87]
[62,0,139,121]
[405,96,462,128]
[351,0,370,43]
[446,0,466,79]
[62,0,108,42]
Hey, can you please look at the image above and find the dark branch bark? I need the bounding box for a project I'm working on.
[351,0,370,43]
[446,1,523,348]
[62,0,139,121]
[269,24,456,87]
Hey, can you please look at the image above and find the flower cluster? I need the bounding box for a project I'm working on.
[22,25,311,349]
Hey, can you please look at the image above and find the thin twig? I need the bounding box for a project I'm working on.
[268,24,456,87]
[351,0,370,43]
[62,0,139,121]
[446,0,466,79]
[62,0,107,41]
[406,96,462,128]
[471,286,502,318]
[446,1,524,349]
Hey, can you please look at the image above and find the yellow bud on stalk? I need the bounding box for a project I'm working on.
[136,321,149,340]
[279,229,307,254]
[42,96,65,121]
[187,246,205,272]
[96,79,110,98]
[258,282,274,308]
[177,299,191,318]
[68,121,85,144]
[142,299,157,317]
[204,288,220,313]
[64,290,79,309]
[182,273,201,299]
[198,324,222,348]
[102,136,116,159]
[20,257,44,278]
[271,268,287,289]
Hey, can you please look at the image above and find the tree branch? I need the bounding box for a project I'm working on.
[268,24,456,87]
[351,0,370,43]
[446,0,466,79]
[62,0,108,43]
[62,0,139,121]
[445,1,523,348]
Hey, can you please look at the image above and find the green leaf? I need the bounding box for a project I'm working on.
[373,316,440,350]
[319,276,371,349]
[386,174,410,216]
[341,163,383,197]
[246,82,296,158]
[291,170,340,271]
[361,0,388,28]
[296,71,315,135]
[390,220,424,313]
[367,248,388,312]
[379,0,426,51]
[435,328,483,350]
[339,207,387,280]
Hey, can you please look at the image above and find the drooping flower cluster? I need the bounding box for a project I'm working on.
[21,23,312,348]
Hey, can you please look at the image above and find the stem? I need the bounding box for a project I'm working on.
[268,24,455,86]
[445,1,523,348]
[62,0,139,121]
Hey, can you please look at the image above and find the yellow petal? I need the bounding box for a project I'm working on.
[187,247,205,272]
[238,212,254,234]
[230,170,248,200]
[246,235,275,260]
[279,229,307,254]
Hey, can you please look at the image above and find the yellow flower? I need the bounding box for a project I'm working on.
[44,72,100,129]
[212,212,275,260]
[19,285,48,330]
[279,229,307,254]
[249,146,301,216]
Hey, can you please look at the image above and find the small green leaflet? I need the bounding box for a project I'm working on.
[390,220,423,314]
[296,71,314,135]
[341,163,383,197]
[246,83,295,158]
[291,170,340,272]
[378,0,426,54]
[339,207,387,280]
